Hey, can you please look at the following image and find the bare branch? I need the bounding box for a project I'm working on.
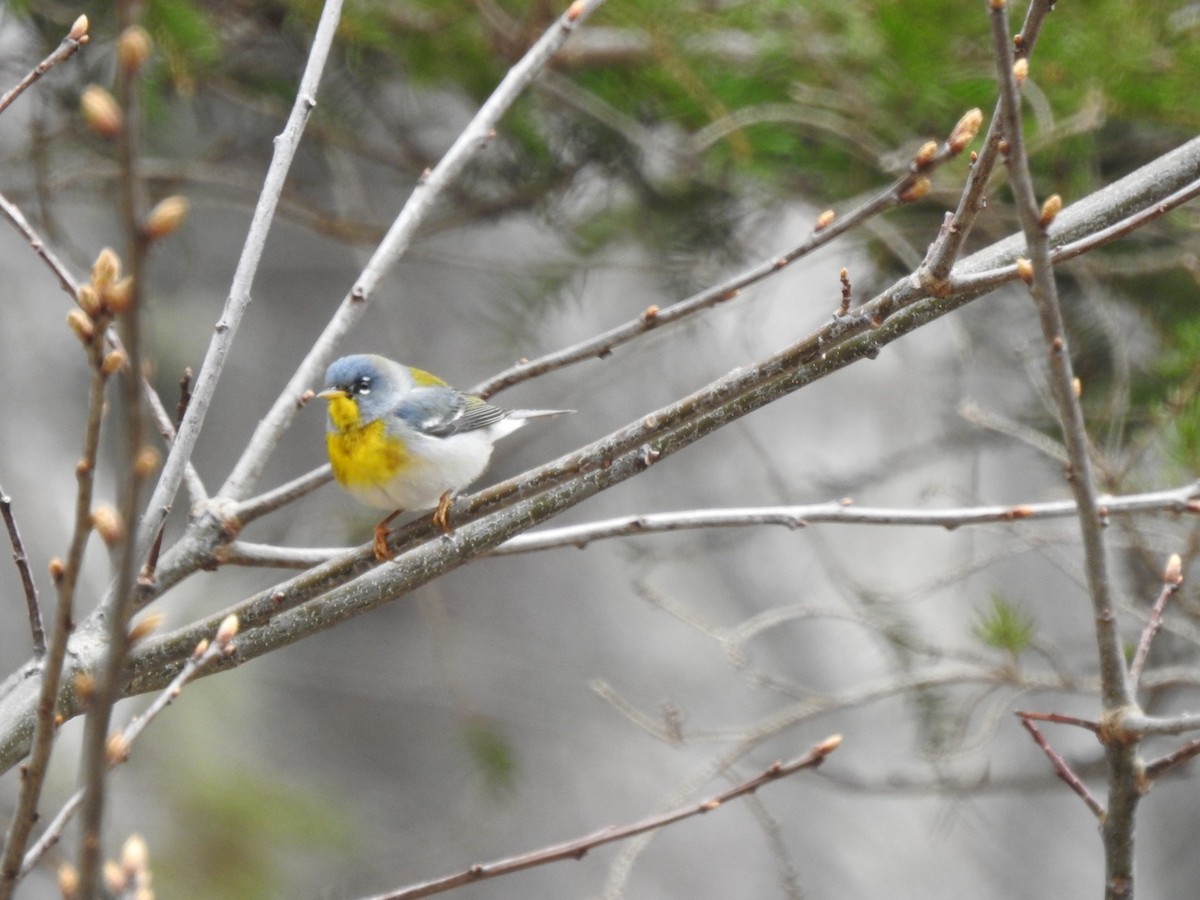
[1129,554,1183,692]
[1017,715,1105,820]
[0,344,109,899]
[0,16,90,117]
[472,106,980,398]
[491,483,1200,555]
[0,486,44,656]
[356,735,840,900]
[132,0,347,568]
[1144,737,1200,781]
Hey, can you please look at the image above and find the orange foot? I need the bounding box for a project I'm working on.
[373,509,402,561]
[432,491,455,534]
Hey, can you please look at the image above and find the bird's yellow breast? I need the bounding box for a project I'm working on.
[325,397,412,489]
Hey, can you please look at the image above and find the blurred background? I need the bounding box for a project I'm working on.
[0,1,1199,896]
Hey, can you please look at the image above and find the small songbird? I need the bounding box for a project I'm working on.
[318,354,571,560]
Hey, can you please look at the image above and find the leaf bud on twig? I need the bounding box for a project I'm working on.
[103,860,125,894]
[81,85,122,139]
[91,506,125,546]
[1164,553,1183,586]
[58,863,80,900]
[216,614,240,646]
[117,25,152,74]
[1013,58,1029,86]
[143,195,189,240]
[68,14,90,43]
[1016,257,1034,284]
[134,446,161,477]
[101,349,126,377]
[899,177,931,203]
[913,140,938,169]
[814,208,836,232]
[947,108,983,154]
[103,276,135,314]
[67,309,95,344]
[77,284,101,317]
[128,611,165,645]
[1038,193,1062,229]
[120,834,150,879]
[106,731,130,766]
[91,247,122,289]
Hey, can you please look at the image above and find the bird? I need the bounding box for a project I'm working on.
[318,354,571,560]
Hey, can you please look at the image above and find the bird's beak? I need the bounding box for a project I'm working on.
[317,388,348,400]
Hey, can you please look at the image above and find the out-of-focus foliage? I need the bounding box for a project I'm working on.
[974,595,1036,658]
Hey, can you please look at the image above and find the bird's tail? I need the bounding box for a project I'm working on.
[508,408,575,420]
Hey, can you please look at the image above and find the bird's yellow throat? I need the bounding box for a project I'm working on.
[325,395,412,489]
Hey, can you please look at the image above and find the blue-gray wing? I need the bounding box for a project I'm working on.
[393,386,510,438]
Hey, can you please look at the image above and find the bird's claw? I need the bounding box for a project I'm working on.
[432,491,455,534]
[373,510,402,561]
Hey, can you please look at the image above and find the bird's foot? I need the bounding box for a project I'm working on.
[432,491,455,534]
[373,510,402,561]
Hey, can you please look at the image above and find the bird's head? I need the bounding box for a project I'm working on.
[319,354,406,430]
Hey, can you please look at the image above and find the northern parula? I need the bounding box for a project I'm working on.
[318,354,571,559]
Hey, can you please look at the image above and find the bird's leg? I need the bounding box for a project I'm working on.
[373,509,403,561]
[432,491,455,534]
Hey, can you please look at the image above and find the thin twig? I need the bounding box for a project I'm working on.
[919,0,1056,286]
[0,16,90,117]
[130,0,347,569]
[1017,715,1105,820]
[1014,710,1100,734]
[990,2,1138,892]
[947,175,1200,298]
[472,106,980,398]
[489,484,1200,555]
[357,735,841,900]
[0,486,44,655]
[0,343,110,899]
[231,465,334,526]
[1143,737,1200,781]
[1129,556,1182,692]
[989,0,1130,710]
[77,2,155,885]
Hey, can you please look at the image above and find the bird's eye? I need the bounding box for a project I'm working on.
[353,376,371,395]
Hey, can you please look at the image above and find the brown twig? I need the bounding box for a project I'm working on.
[1017,715,1105,820]
[1143,737,1200,781]
[76,6,155,888]
[919,0,1056,287]
[1129,554,1183,692]
[837,267,852,316]
[989,1,1137,893]
[358,735,841,900]
[1014,710,1100,735]
[0,486,45,655]
[0,16,90,117]
[175,367,193,427]
[0,336,110,899]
